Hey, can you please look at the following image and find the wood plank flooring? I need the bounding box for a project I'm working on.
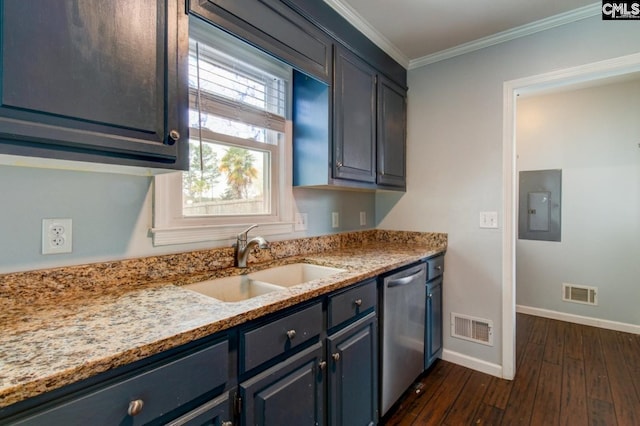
[382,313,640,425]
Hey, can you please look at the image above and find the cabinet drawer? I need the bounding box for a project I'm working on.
[328,279,377,329]
[427,256,444,281]
[13,340,229,426]
[241,302,323,373]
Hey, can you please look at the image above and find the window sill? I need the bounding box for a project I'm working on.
[150,222,294,246]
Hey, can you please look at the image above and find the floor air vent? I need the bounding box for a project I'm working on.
[451,313,494,346]
[563,283,597,305]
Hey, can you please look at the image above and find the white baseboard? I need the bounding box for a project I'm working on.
[516,305,640,335]
[441,349,503,378]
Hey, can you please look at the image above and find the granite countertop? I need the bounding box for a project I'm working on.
[0,232,446,409]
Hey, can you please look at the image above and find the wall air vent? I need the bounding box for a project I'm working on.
[450,313,494,346]
[563,283,597,305]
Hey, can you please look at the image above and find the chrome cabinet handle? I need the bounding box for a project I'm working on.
[354,299,362,307]
[332,352,340,362]
[128,399,144,416]
[222,422,233,426]
[319,361,327,370]
[286,329,296,339]
[168,129,180,145]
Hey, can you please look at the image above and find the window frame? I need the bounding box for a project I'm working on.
[151,20,294,247]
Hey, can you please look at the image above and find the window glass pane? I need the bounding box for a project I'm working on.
[183,139,271,217]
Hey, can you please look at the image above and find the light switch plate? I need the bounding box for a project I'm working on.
[359,211,367,226]
[479,211,498,229]
[294,213,308,231]
[332,212,339,228]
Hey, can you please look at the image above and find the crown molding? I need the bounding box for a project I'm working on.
[323,0,410,68]
[409,3,601,69]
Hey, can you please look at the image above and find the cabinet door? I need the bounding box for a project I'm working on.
[167,391,232,426]
[425,277,443,369]
[333,45,377,184]
[240,343,324,426]
[327,313,378,426]
[377,76,406,189]
[0,0,188,169]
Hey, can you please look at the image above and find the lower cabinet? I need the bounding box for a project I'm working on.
[4,337,231,426]
[238,278,378,426]
[239,343,324,426]
[425,256,444,370]
[327,312,377,426]
[167,391,232,426]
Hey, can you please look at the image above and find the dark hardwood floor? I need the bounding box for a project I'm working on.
[382,313,640,425]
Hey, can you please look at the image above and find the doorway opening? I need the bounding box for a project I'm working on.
[501,52,640,380]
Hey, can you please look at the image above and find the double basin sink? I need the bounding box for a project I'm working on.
[183,263,346,303]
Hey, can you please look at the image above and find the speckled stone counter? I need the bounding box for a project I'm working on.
[0,230,446,409]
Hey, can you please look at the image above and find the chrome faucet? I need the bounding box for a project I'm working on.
[234,224,269,268]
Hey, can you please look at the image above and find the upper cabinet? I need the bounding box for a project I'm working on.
[333,46,377,184]
[377,75,407,190]
[188,0,332,82]
[0,0,189,170]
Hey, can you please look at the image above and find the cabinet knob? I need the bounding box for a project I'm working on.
[435,265,442,271]
[354,298,362,307]
[332,352,340,362]
[336,161,343,168]
[222,422,233,426]
[286,329,296,339]
[427,293,433,299]
[168,129,180,145]
[318,361,327,370]
[127,399,144,416]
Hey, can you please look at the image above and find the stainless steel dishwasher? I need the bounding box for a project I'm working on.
[380,262,427,416]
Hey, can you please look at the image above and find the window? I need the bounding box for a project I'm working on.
[153,19,293,246]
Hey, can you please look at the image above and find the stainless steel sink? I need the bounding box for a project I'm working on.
[183,263,346,302]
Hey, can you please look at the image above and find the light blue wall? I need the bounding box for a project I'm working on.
[378,16,640,366]
[516,78,640,325]
[0,165,375,274]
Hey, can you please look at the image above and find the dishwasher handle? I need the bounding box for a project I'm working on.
[386,270,423,288]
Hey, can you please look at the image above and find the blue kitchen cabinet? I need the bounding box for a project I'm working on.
[2,336,232,425]
[167,391,232,426]
[239,343,325,426]
[188,0,333,82]
[377,75,407,190]
[326,279,378,426]
[333,45,378,185]
[327,313,378,426]
[302,44,406,191]
[425,256,444,369]
[0,0,189,170]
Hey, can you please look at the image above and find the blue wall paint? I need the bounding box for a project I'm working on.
[0,165,375,273]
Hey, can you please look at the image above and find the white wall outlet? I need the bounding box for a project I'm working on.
[479,211,498,229]
[294,213,308,231]
[332,212,339,228]
[42,218,72,254]
[360,211,367,226]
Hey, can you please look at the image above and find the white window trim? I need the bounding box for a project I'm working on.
[151,121,294,246]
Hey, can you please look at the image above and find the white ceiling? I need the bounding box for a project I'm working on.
[324,0,600,69]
